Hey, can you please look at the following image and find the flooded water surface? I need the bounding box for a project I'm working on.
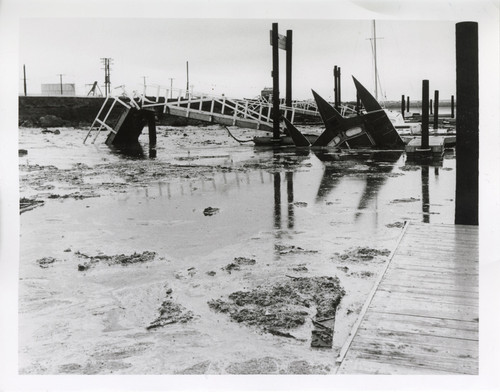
[18,126,457,374]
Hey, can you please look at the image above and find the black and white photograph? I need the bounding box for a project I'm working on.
[1,0,499,390]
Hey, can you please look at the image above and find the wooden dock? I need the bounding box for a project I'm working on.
[336,222,478,375]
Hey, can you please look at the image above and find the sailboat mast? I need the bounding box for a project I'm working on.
[373,20,379,101]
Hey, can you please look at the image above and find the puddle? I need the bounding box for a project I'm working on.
[18,126,456,374]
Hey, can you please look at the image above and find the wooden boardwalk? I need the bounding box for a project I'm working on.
[337,222,479,375]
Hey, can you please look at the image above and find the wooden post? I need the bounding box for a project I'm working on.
[285,29,292,110]
[433,90,439,129]
[333,66,339,110]
[421,80,429,149]
[429,99,433,115]
[455,22,479,225]
[451,95,455,118]
[406,96,410,113]
[401,95,406,118]
[23,64,27,96]
[272,23,280,141]
[338,66,342,109]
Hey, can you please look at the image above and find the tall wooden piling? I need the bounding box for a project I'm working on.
[23,64,27,96]
[337,66,341,109]
[401,95,405,118]
[433,90,439,129]
[286,30,293,110]
[429,99,433,115]
[272,23,280,141]
[421,80,430,149]
[451,95,455,118]
[333,66,339,110]
[406,96,410,113]
[455,22,479,225]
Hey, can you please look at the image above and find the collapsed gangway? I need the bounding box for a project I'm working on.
[83,85,357,144]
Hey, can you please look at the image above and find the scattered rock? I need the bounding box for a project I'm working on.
[18,149,28,156]
[203,207,219,216]
[36,257,58,268]
[293,201,308,208]
[206,271,216,276]
[41,128,61,134]
[39,115,64,127]
[64,248,72,252]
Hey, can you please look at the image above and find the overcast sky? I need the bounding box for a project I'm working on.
[19,17,457,102]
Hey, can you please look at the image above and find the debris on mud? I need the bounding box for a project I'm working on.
[20,197,45,214]
[36,257,58,269]
[76,251,156,271]
[275,244,318,255]
[399,165,421,171]
[207,276,344,336]
[48,192,99,200]
[390,197,420,203]
[386,221,405,228]
[19,149,28,156]
[222,257,256,273]
[333,247,391,263]
[293,202,308,208]
[147,288,195,330]
[290,264,308,273]
[203,207,220,216]
[206,271,217,276]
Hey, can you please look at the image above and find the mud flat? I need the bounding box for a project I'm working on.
[18,125,457,374]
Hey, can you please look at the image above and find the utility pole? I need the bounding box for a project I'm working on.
[57,73,64,95]
[100,58,113,97]
[23,64,27,96]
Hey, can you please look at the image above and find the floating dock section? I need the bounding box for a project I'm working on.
[336,222,478,375]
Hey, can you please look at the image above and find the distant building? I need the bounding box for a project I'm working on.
[41,83,76,96]
[261,87,273,100]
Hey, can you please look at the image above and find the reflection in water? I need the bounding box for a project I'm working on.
[286,172,295,229]
[422,165,430,223]
[108,142,157,159]
[355,152,403,220]
[274,172,281,230]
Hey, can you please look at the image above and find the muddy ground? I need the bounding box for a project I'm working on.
[18,125,456,374]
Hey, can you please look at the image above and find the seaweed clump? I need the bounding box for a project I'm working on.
[208,276,344,332]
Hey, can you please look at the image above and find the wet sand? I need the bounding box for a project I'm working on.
[18,125,456,374]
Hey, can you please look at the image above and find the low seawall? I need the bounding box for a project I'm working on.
[18,96,205,127]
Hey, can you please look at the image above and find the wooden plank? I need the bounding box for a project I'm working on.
[362,311,478,337]
[346,343,478,374]
[377,284,479,301]
[369,300,478,322]
[338,356,468,375]
[375,287,478,307]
